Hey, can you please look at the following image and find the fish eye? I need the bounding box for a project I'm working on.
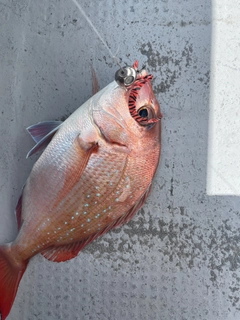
[138,108,148,118]
[137,106,156,126]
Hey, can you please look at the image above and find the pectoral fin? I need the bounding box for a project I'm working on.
[27,121,63,143]
[26,121,62,158]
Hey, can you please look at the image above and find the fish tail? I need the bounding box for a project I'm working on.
[0,244,27,320]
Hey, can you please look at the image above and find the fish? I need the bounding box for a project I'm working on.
[0,60,161,320]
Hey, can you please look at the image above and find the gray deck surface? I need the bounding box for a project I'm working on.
[0,1,240,319]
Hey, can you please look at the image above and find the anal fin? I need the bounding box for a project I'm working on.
[41,235,100,262]
[41,226,113,263]
[41,241,87,262]
[41,185,152,263]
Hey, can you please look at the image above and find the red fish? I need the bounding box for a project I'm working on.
[0,61,161,319]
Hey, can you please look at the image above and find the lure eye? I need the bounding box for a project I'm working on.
[115,66,137,87]
[137,106,156,126]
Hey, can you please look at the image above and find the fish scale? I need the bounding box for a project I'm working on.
[0,62,161,319]
[16,136,130,257]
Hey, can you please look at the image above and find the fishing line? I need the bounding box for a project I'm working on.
[71,0,122,69]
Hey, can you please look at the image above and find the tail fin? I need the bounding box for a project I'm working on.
[0,245,27,320]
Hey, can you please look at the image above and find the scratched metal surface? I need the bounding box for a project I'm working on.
[0,0,240,319]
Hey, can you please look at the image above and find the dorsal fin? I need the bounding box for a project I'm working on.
[15,192,23,230]
[91,66,99,95]
[26,121,62,158]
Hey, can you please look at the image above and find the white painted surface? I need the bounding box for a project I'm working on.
[0,1,240,320]
[207,0,240,195]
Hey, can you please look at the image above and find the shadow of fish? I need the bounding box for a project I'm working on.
[0,61,161,320]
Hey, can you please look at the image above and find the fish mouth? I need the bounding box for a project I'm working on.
[127,77,160,127]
